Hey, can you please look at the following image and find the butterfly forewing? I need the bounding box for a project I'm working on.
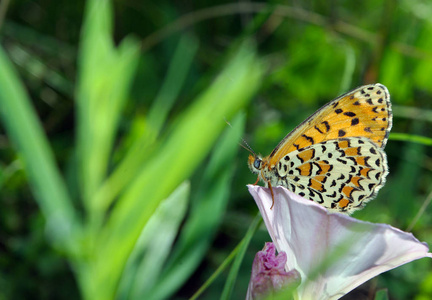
[268,84,391,167]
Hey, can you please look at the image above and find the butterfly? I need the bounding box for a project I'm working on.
[248,83,392,214]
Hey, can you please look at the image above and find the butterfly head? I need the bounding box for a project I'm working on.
[248,154,263,174]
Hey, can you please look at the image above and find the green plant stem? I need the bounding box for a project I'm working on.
[190,214,262,300]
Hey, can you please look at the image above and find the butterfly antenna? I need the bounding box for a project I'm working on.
[239,136,256,156]
[224,118,256,156]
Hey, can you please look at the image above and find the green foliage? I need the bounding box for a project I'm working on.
[374,289,389,300]
[1,0,432,299]
[0,0,262,298]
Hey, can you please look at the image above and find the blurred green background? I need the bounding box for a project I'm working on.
[0,0,431,299]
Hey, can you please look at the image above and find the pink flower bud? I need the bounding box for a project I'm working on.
[247,242,301,299]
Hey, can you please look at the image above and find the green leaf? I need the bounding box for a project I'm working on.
[374,289,389,300]
[221,212,261,300]
[94,35,199,212]
[149,112,247,300]
[0,46,78,252]
[90,44,263,299]
[117,181,190,300]
[390,133,432,146]
[76,0,140,209]
[190,213,262,300]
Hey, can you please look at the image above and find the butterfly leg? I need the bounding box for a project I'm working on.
[253,176,260,185]
[268,182,275,209]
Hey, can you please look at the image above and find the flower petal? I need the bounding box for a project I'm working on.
[248,185,432,300]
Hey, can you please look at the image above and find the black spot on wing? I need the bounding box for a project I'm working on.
[346,157,356,164]
[337,158,347,164]
[314,125,323,134]
[313,162,323,174]
[364,157,371,167]
[328,191,337,198]
[322,121,330,132]
[302,134,315,144]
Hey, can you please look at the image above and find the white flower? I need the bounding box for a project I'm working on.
[248,185,432,300]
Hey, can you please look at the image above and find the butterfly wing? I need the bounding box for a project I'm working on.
[268,84,392,167]
[275,137,388,213]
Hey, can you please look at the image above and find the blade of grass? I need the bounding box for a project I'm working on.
[91,44,263,299]
[406,188,432,232]
[6,43,74,95]
[390,132,432,146]
[117,181,190,299]
[374,289,389,300]
[147,35,199,135]
[221,214,262,300]
[339,44,355,94]
[392,105,432,122]
[76,0,140,209]
[148,111,246,300]
[93,34,198,212]
[0,0,10,30]
[190,213,262,300]
[0,46,78,252]
[75,0,140,298]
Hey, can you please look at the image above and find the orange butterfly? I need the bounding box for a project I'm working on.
[248,83,392,213]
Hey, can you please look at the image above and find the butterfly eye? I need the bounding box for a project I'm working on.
[254,158,262,170]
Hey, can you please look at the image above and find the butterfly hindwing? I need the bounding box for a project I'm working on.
[274,137,388,213]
